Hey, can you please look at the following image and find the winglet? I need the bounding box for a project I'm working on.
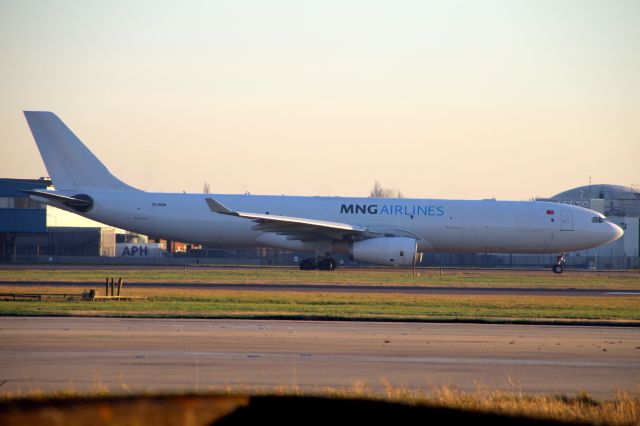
[205,197,237,215]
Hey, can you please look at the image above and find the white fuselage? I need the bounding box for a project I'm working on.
[49,190,622,255]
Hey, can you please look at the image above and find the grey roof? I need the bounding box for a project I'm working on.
[550,184,639,201]
[546,184,640,217]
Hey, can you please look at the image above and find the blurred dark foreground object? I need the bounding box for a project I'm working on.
[0,394,587,426]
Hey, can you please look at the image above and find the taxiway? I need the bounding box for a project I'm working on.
[1,317,638,398]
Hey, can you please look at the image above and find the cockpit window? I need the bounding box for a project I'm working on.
[591,217,605,223]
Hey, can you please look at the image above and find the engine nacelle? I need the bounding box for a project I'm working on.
[350,237,420,267]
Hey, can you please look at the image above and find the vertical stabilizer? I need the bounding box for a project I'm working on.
[24,111,135,191]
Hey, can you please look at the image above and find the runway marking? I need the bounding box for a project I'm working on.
[14,349,636,369]
[170,353,640,368]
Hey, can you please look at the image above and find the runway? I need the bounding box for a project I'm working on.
[1,317,638,398]
[1,281,638,296]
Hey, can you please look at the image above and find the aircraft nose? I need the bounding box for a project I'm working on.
[605,222,624,243]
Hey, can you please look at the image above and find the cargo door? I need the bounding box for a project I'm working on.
[560,210,573,231]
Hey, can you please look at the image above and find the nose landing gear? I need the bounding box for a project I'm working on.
[552,254,566,274]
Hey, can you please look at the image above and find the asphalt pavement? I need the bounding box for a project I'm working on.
[1,317,638,398]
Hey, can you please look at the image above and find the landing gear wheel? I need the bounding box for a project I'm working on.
[299,258,317,270]
[317,258,336,271]
[552,253,566,274]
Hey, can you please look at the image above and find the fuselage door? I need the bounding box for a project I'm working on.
[560,210,573,231]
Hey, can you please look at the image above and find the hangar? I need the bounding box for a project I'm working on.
[0,178,116,261]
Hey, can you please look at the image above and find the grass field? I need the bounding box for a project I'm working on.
[1,266,640,288]
[1,268,639,323]
[1,284,639,323]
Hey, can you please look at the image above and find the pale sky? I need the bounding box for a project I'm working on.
[1,0,638,200]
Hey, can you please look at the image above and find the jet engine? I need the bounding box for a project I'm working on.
[349,237,421,266]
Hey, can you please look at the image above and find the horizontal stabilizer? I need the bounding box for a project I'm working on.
[22,190,94,212]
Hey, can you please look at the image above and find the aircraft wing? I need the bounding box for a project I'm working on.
[205,197,375,242]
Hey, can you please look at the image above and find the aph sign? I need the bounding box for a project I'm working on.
[120,245,148,256]
[116,243,162,258]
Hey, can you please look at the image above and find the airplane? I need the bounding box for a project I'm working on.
[21,111,623,273]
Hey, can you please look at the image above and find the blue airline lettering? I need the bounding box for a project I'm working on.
[340,205,354,214]
[339,204,445,216]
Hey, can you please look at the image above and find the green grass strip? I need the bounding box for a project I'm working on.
[0,268,639,289]
[1,293,638,324]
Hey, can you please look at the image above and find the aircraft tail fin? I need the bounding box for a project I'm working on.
[23,111,135,191]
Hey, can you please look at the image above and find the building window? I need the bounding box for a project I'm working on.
[14,197,29,209]
[0,197,43,209]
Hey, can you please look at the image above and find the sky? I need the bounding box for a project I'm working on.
[1,0,639,200]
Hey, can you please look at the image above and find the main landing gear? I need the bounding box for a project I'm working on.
[299,257,336,271]
[552,254,567,274]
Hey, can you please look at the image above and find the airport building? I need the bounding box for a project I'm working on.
[1,178,638,269]
[0,178,118,262]
[0,178,48,233]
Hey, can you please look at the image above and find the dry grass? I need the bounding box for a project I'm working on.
[378,383,640,425]
[311,381,640,425]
